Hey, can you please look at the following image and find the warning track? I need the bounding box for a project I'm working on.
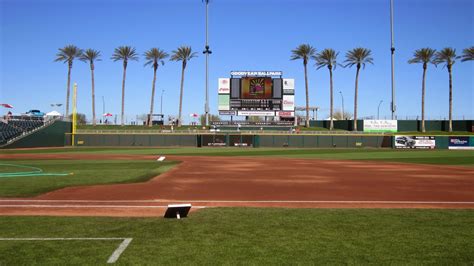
[1,154,473,216]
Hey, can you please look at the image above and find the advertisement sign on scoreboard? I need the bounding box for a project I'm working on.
[282,95,295,111]
[218,95,230,111]
[394,136,435,149]
[218,78,230,94]
[364,120,398,132]
[237,111,275,116]
[283,79,295,95]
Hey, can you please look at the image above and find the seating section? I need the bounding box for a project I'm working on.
[0,120,44,145]
[9,120,44,131]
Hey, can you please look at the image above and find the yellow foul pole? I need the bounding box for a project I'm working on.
[72,83,77,146]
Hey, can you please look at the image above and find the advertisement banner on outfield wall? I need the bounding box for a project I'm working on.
[448,137,474,150]
[394,136,435,149]
[218,78,230,94]
[364,120,397,132]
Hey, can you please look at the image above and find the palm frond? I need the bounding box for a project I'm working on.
[54,45,83,63]
[290,44,316,64]
[314,48,338,70]
[144,48,169,67]
[461,46,474,62]
[111,46,139,62]
[343,47,373,69]
[170,46,197,62]
[433,47,457,67]
[80,49,101,64]
[408,48,436,65]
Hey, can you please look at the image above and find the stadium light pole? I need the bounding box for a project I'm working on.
[390,0,396,119]
[202,0,212,127]
[377,100,383,120]
[339,91,345,119]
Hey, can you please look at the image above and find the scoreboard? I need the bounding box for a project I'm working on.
[218,71,295,117]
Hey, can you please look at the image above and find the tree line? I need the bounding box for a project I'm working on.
[291,45,473,132]
[56,44,473,131]
[55,45,196,127]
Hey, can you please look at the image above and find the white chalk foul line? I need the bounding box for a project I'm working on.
[0,237,132,264]
[1,199,474,204]
[0,205,207,208]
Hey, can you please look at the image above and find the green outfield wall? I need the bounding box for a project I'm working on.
[68,133,392,148]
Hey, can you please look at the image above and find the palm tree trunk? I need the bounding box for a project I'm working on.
[304,62,310,128]
[121,64,127,126]
[178,64,185,127]
[91,64,96,126]
[353,66,360,131]
[65,62,72,117]
[148,67,157,127]
[421,65,426,132]
[329,67,334,131]
[448,66,453,132]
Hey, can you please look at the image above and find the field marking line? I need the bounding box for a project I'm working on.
[1,199,474,204]
[107,238,132,264]
[0,237,132,264]
[0,205,207,209]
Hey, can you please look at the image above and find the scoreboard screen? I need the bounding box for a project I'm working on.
[218,71,295,117]
[241,77,273,99]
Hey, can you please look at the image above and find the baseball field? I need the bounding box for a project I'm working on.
[1,147,473,264]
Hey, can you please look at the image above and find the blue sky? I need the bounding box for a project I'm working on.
[1,0,473,123]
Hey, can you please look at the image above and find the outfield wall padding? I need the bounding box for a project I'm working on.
[69,134,198,147]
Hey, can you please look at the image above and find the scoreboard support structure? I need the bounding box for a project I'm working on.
[218,71,295,126]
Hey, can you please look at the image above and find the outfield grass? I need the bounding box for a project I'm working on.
[2,147,473,166]
[0,160,177,197]
[0,208,472,264]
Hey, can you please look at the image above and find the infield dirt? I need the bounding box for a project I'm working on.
[1,153,473,216]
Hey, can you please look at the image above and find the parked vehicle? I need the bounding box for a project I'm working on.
[25,110,45,117]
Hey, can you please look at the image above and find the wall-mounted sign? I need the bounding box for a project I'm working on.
[394,136,435,149]
[219,110,237,116]
[218,78,230,94]
[237,111,275,116]
[364,120,397,132]
[449,137,474,150]
[230,71,282,76]
[218,95,230,111]
[282,95,295,111]
[277,111,295,117]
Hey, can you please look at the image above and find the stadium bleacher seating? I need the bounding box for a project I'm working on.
[0,119,45,145]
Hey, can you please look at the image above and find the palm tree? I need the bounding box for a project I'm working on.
[314,49,338,130]
[408,48,436,133]
[111,46,139,126]
[80,49,101,126]
[460,46,474,62]
[291,44,316,127]
[343,48,373,131]
[434,48,457,132]
[144,48,169,127]
[55,45,83,117]
[170,46,197,127]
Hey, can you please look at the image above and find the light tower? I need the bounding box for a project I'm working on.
[203,0,212,126]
